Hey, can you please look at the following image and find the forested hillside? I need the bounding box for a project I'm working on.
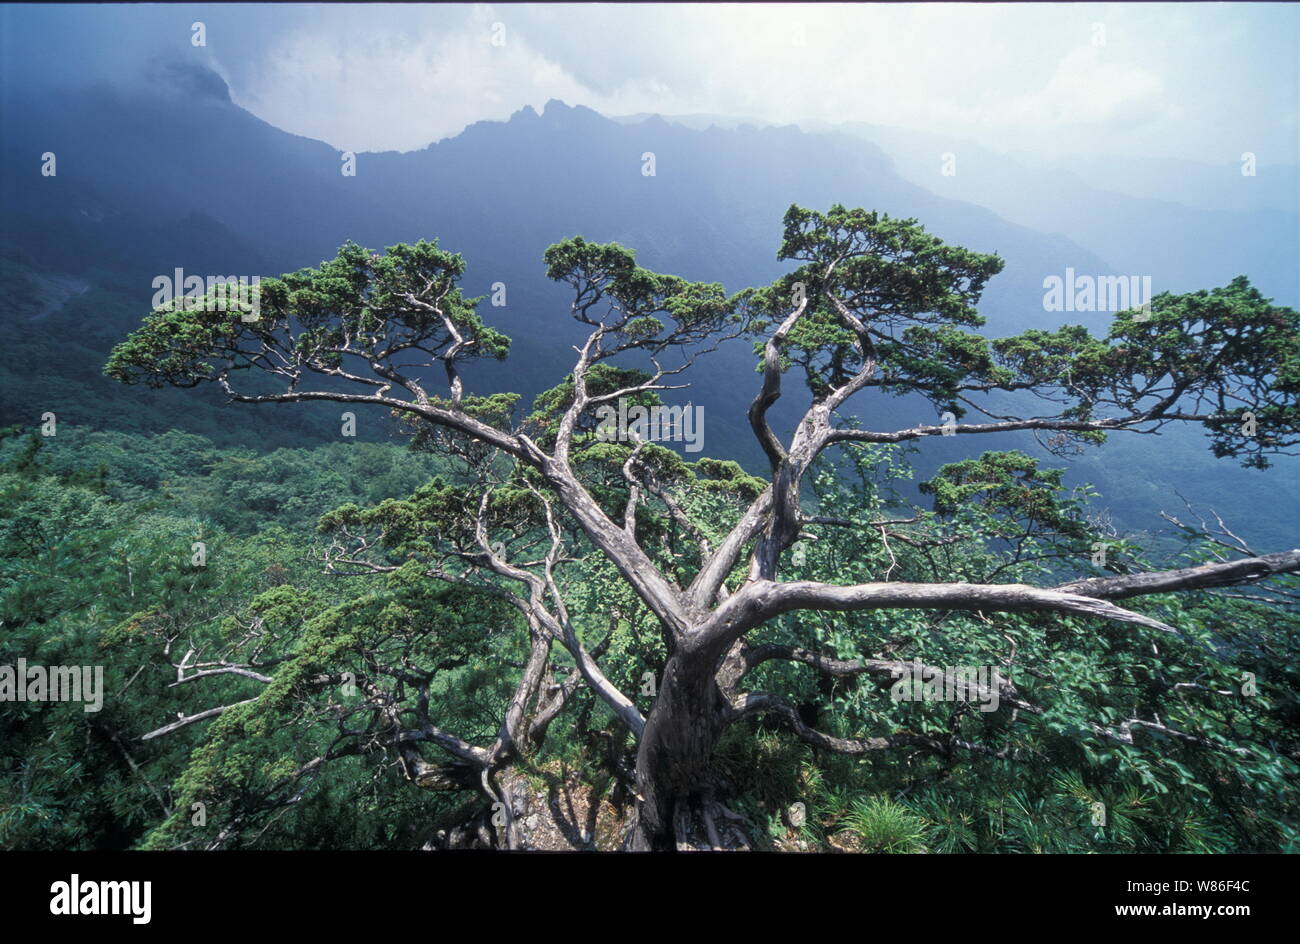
[4,420,1297,851]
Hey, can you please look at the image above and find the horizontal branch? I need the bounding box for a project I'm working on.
[169,667,275,687]
[140,699,258,741]
[1055,550,1300,600]
[708,579,1177,652]
[742,644,1041,714]
[730,692,1000,757]
[1090,718,1254,758]
[828,415,1154,446]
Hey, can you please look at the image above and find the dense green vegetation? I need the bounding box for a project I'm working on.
[0,427,457,847]
[2,424,1296,851]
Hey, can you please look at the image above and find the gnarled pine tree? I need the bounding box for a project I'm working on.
[107,205,1300,850]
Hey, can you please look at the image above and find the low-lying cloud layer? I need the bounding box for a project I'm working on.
[4,3,1297,163]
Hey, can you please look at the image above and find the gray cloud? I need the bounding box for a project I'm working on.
[4,3,1296,164]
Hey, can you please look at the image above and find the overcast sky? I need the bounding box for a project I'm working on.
[3,3,1297,164]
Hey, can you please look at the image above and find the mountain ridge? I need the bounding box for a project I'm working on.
[1,67,1295,545]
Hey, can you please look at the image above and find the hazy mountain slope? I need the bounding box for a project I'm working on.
[810,120,1299,304]
[618,112,1299,305]
[1,67,1294,546]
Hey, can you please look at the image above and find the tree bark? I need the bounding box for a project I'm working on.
[630,644,731,849]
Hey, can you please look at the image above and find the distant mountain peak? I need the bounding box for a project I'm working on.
[540,99,603,123]
[147,61,232,104]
